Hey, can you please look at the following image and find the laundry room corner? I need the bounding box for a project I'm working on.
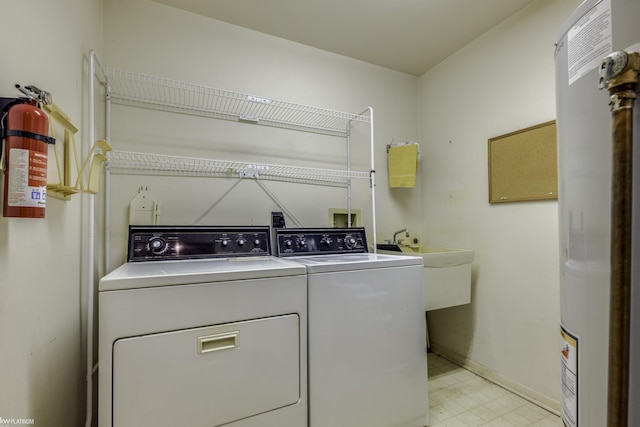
[100,0,424,266]
[0,0,102,425]
[6,0,625,425]
[417,0,583,412]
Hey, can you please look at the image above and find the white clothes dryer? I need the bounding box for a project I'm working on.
[98,225,307,427]
[276,228,429,427]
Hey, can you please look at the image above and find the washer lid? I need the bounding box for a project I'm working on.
[288,253,423,273]
[99,257,306,291]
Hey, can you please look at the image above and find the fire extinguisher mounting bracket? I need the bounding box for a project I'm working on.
[0,129,55,145]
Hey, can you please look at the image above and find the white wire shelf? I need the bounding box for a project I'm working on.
[107,150,370,187]
[101,67,370,137]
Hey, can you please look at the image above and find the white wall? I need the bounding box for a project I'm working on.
[0,0,102,425]
[101,0,423,267]
[419,0,582,409]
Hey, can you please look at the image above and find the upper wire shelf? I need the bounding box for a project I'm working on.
[101,67,370,137]
[107,150,370,187]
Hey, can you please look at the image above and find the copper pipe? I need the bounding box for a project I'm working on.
[607,84,636,427]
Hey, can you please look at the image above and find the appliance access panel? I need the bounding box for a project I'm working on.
[276,227,368,256]
[128,225,271,261]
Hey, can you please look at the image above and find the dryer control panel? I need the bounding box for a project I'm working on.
[127,225,271,261]
[275,228,368,256]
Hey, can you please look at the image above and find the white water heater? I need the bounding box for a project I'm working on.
[555,0,639,426]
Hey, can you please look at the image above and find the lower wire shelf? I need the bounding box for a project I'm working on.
[107,150,370,187]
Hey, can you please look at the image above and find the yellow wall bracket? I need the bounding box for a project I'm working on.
[44,102,111,200]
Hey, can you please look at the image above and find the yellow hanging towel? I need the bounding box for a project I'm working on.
[387,143,418,188]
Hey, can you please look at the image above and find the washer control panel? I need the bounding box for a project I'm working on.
[275,228,368,256]
[127,225,271,262]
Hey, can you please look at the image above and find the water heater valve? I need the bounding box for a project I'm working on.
[599,50,640,90]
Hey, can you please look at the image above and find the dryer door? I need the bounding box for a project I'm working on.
[112,314,300,427]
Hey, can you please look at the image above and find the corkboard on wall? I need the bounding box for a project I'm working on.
[488,121,558,204]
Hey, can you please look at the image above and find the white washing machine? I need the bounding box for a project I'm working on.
[276,228,429,427]
[98,225,308,427]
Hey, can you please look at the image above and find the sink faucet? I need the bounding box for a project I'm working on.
[392,228,409,244]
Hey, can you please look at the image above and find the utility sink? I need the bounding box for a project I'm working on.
[377,244,474,311]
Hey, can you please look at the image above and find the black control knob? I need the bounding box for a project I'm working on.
[344,235,357,249]
[148,237,168,254]
[221,239,229,247]
[254,239,261,246]
[297,238,307,248]
[237,238,246,246]
[284,240,293,248]
[321,236,333,246]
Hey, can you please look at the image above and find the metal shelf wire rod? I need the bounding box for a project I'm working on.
[107,150,369,186]
[101,67,370,136]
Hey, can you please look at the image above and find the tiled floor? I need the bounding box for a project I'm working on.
[427,352,562,426]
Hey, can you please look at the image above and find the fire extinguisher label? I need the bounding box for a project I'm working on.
[7,148,47,208]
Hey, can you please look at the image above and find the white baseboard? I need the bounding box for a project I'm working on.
[429,343,561,416]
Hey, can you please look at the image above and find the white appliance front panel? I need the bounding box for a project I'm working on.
[307,264,428,427]
[99,274,307,427]
[556,1,640,424]
[113,315,300,427]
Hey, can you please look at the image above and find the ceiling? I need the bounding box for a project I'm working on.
[151,0,537,76]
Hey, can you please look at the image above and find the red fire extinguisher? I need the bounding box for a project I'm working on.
[1,85,55,218]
